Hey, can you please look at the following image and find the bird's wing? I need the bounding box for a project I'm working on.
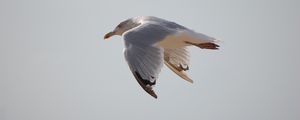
[164,47,193,83]
[123,23,171,98]
[124,46,163,98]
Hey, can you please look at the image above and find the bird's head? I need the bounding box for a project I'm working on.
[104,18,141,39]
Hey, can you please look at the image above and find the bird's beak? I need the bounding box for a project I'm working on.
[104,31,115,40]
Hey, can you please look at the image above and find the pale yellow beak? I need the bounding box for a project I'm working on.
[104,31,115,39]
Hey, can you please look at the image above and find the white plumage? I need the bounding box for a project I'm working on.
[104,16,219,98]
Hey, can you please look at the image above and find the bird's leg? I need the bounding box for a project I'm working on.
[185,41,219,50]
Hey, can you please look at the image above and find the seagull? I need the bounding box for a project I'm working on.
[104,16,219,98]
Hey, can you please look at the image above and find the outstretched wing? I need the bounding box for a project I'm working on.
[123,23,170,98]
[164,47,193,83]
[124,46,163,98]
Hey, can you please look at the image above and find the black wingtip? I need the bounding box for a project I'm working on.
[152,94,158,99]
[133,71,158,99]
[144,87,158,99]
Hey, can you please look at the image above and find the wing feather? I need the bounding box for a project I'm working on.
[123,23,169,98]
[164,48,193,83]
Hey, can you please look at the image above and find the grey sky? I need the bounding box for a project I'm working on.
[0,0,299,120]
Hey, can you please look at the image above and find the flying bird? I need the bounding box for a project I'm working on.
[104,16,219,98]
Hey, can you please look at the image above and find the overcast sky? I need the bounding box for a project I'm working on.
[0,0,299,120]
